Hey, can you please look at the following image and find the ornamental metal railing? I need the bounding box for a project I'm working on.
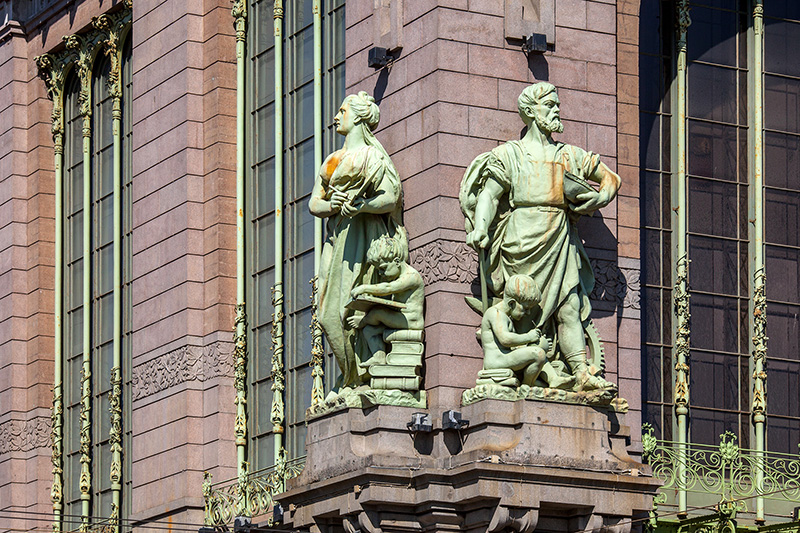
[203,454,306,527]
[642,424,800,519]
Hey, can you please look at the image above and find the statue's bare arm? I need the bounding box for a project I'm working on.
[466,177,505,249]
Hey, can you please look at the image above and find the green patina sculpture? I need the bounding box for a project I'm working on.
[308,92,425,412]
[460,82,623,407]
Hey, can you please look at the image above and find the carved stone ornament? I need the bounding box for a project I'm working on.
[410,240,478,285]
[307,91,426,414]
[131,342,235,401]
[459,82,623,408]
[0,417,51,454]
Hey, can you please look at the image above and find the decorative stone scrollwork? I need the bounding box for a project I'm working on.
[589,259,641,310]
[488,505,538,533]
[343,511,382,533]
[410,240,478,285]
[131,342,235,401]
[0,416,52,454]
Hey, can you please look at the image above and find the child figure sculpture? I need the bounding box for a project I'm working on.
[347,235,425,366]
[481,274,574,389]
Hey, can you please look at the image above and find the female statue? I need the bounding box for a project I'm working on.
[309,91,408,390]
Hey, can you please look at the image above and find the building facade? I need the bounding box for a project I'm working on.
[0,0,798,531]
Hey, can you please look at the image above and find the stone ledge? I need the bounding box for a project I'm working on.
[278,401,660,532]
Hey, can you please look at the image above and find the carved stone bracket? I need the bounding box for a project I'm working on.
[0,416,52,454]
[410,240,478,285]
[488,505,538,533]
[343,511,382,533]
[589,259,640,310]
[131,342,235,401]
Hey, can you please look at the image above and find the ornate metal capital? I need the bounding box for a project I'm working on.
[63,33,99,121]
[232,0,247,42]
[93,9,131,102]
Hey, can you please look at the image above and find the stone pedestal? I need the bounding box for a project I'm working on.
[278,400,660,532]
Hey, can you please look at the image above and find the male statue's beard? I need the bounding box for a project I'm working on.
[535,113,564,134]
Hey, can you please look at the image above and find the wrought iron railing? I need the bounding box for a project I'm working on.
[642,424,800,516]
[203,455,306,527]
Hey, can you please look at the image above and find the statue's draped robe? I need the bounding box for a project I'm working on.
[318,145,407,388]
[461,140,599,329]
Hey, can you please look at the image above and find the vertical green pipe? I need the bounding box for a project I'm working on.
[111,63,123,533]
[751,0,766,522]
[232,0,249,495]
[80,93,92,532]
[313,0,322,270]
[53,103,65,533]
[309,0,325,406]
[271,0,286,469]
[674,0,691,517]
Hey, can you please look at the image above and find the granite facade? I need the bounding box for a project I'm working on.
[0,0,645,530]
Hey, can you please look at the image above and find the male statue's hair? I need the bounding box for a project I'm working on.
[517,82,558,125]
[367,235,404,265]
[503,274,542,308]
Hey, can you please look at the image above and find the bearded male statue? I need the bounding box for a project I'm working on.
[460,82,621,393]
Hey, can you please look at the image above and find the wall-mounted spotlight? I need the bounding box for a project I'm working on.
[442,410,470,431]
[407,412,433,433]
[368,46,394,68]
[233,516,252,532]
[522,33,547,54]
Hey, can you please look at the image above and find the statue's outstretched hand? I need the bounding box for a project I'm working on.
[466,228,490,250]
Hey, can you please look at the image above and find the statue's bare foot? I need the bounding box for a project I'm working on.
[575,371,617,392]
[347,315,364,329]
[547,374,575,390]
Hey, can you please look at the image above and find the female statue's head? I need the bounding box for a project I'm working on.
[339,91,380,133]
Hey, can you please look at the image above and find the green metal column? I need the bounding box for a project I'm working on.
[271,0,287,472]
[231,0,249,503]
[64,33,97,531]
[35,52,68,533]
[309,0,325,406]
[673,0,692,517]
[751,0,767,523]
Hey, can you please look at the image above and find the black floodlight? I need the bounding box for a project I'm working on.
[522,33,547,54]
[368,47,392,68]
[407,412,433,432]
[273,502,285,524]
[233,516,251,532]
[442,410,470,430]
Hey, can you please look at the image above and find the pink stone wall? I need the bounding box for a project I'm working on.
[0,0,645,527]
[0,0,240,528]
